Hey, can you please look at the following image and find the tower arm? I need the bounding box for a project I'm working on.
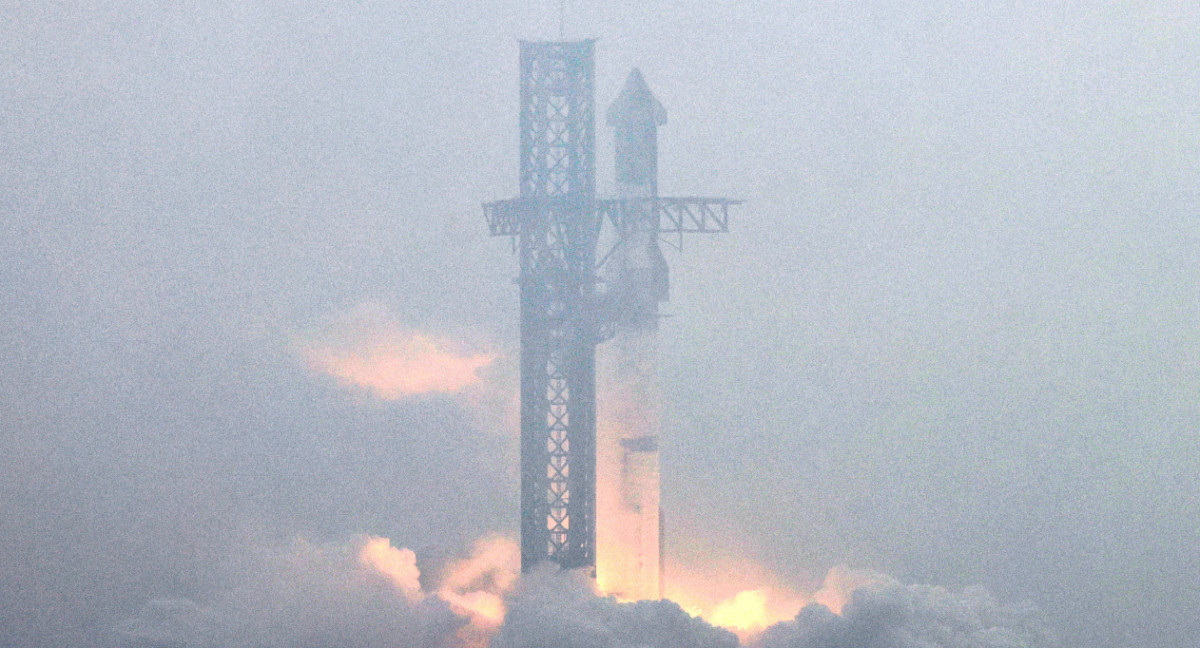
[486,196,741,238]
[483,198,527,237]
[597,197,741,234]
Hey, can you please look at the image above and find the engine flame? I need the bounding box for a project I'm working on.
[665,578,808,641]
[656,559,883,641]
[708,589,773,633]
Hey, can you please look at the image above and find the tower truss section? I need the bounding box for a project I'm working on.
[501,40,598,573]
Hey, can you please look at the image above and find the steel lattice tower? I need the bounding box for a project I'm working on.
[485,41,738,575]
[510,40,597,572]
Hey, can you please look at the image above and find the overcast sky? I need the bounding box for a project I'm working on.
[2,2,1198,647]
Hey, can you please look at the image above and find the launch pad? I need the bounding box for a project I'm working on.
[484,40,738,592]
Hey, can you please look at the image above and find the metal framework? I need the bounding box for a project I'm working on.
[484,42,738,575]
[485,196,739,238]
[505,40,599,572]
[597,197,739,234]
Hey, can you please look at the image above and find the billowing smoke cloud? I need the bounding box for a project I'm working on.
[114,536,464,648]
[753,576,1054,648]
[297,304,496,400]
[492,565,738,648]
[358,536,424,601]
[437,535,521,629]
[662,559,888,641]
[493,562,1051,648]
[113,532,1052,648]
[114,535,523,648]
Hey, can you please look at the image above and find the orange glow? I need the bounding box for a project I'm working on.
[358,536,423,601]
[356,534,519,648]
[673,586,808,641]
[708,589,772,632]
[357,533,882,645]
[596,329,664,603]
[655,559,893,640]
[658,557,811,641]
[305,334,494,399]
[436,535,519,648]
[595,419,661,603]
[436,535,520,627]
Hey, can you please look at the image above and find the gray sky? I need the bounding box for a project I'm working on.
[2,2,1197,647]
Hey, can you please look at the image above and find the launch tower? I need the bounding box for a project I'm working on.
[484,40,738,578]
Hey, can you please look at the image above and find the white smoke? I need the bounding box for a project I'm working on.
[491,565,738,648]
[753,577,1055,648]
[113,537,463,648]
[487,565,1054,648]
[113,535,1052,648]
[295,303,497,401]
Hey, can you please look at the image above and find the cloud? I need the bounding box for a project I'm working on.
[491,566,739,648]
[358,536,423,601]
[297,304,496,400]
[663,560,894,642]
[437,535,520,628]
[113,533,1052,648]
[753,578,1054,648]
[114,536,464,648]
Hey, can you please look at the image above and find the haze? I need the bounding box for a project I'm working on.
[1,2,1197,647]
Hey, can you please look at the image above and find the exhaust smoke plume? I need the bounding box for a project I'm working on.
[497,564,1051,648]
[665,560,890,642]
[434,535,522,647]
[755,578,1053,648]
[115,533,1051,648]
[297,304,495,400]
[115,536,464,648]
[358,536,423,601]
[491,565,738,648]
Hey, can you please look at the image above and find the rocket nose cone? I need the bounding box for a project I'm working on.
[607,68,667,127]
[625,68,647,92]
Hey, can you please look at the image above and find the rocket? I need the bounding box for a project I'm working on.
[596,69,670,602]
[606,69,670,329]
[608,68,668,193]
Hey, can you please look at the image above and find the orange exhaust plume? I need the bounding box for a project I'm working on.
[356,532,887,646]
[659,559,895,640]
[708,589,773,633]
[660,556,810,641]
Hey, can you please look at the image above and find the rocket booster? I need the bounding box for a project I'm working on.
[595,70,670,601]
